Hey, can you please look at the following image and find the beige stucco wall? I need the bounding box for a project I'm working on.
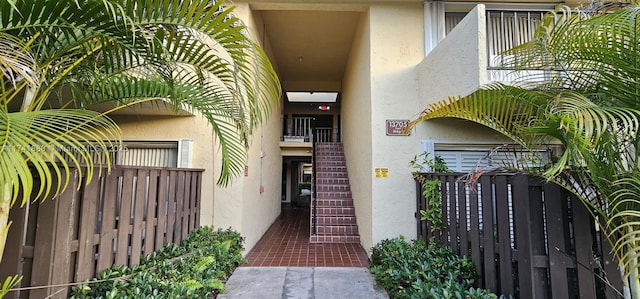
[110,114,218,226]
[367,3,425,249]
[212,3,283,254]
[345,4,510,253]
[342,9,373,252]
[114,3,283,256]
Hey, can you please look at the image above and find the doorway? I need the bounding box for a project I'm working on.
[281,156,312,207]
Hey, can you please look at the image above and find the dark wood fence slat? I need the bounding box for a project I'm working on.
[165,170,177,245]
[182,171,192,241]
[480,175,497,291]
[29,195,57,299]
[194,171,202,229]
[458,181,468,258]
[53,172,81,299]
[130,169,147,266]
[527,178,549,298]
[97,168,121,272]
[447,175,458,253]
[468,182,481,287]
[572,197,597,299]
[439,175,447,244]
[544,183,570,299]
[601,229,623,298]
[175,171,185,243]
[144,169,160,255]
[1,200,27,291]
[512,174,535,299]
[155,169,169,250]
[416,179,424,239]
[494,175,513,296]
[115,169,135,266]
[76,170,101,282]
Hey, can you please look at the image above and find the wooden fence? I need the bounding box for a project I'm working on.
[0,166,204,299]
[416,172,623,299]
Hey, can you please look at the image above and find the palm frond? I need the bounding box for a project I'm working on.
[0,33,39,87]
[407,84,548,146]
[0,109,121,205]
[1,0,280,185]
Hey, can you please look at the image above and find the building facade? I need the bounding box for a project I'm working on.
[111,0,575,254]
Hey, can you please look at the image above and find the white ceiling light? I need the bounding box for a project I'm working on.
[286,91,338,103]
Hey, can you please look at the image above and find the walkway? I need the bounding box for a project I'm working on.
[242,205,369,267]
[218,205,388,298]
[218,267,388,299]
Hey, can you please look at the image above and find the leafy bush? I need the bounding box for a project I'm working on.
[69,227,244,299]
[369,236,496,299]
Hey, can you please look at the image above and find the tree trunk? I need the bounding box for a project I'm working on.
[0,183,10,264]
[629,241,640,299]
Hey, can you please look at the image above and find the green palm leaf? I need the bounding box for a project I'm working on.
[0,109,120,206]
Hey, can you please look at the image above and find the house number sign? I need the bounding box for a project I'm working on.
[386,119,410,136]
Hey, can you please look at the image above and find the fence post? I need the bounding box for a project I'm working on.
[601,228,623,298]
[457,180,469,257]
[480,175,497,291]
[30,170,78,298]
[96,167,121,272]
[446,175,458,253]
[438,175,447,244]
[0,202,29,299]
[495,175,513,296]
[144,169,160,256]
[76,169,101,282]
[544,183,571,298]
[130,168,147,266]
[468,179,482,287]
[527,178,550,298]
[512,174,535,299]
[115,168,134,266]
[572,196,596,299]
[415,177,427,240]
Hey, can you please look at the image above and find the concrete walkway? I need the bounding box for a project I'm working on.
[218,267,389,299]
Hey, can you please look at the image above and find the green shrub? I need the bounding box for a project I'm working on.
[369,236,496,299]
[69,227,244,299]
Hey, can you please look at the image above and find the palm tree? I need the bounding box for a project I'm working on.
[0,0,280,271]
[408,3,640,297]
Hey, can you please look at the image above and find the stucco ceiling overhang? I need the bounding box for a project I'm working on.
[246,0,579,99]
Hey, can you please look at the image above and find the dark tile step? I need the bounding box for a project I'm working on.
[316,172,348,178]
[315,207,355,216]
[315,216,357,225]
[316,191,352,199]
[316,225,359,235]
[310,235,360,244]
[316,185,350,192]
[316,178,350,185]
[316,160,347,167]
[316,199,354,207]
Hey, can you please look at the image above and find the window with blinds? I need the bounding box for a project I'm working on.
[62,140,192,168]
[435,149,549,173]
[421,141,550,173]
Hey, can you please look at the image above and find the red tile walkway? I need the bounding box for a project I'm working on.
[242,205,369,267]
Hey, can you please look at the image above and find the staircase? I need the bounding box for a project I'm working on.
[310,142,360,243]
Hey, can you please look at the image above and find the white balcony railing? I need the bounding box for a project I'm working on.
[282,117,339,143]
[485,10,547,83]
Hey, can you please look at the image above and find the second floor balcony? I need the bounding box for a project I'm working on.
[282,116,340,144]
[419,5,554,98]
